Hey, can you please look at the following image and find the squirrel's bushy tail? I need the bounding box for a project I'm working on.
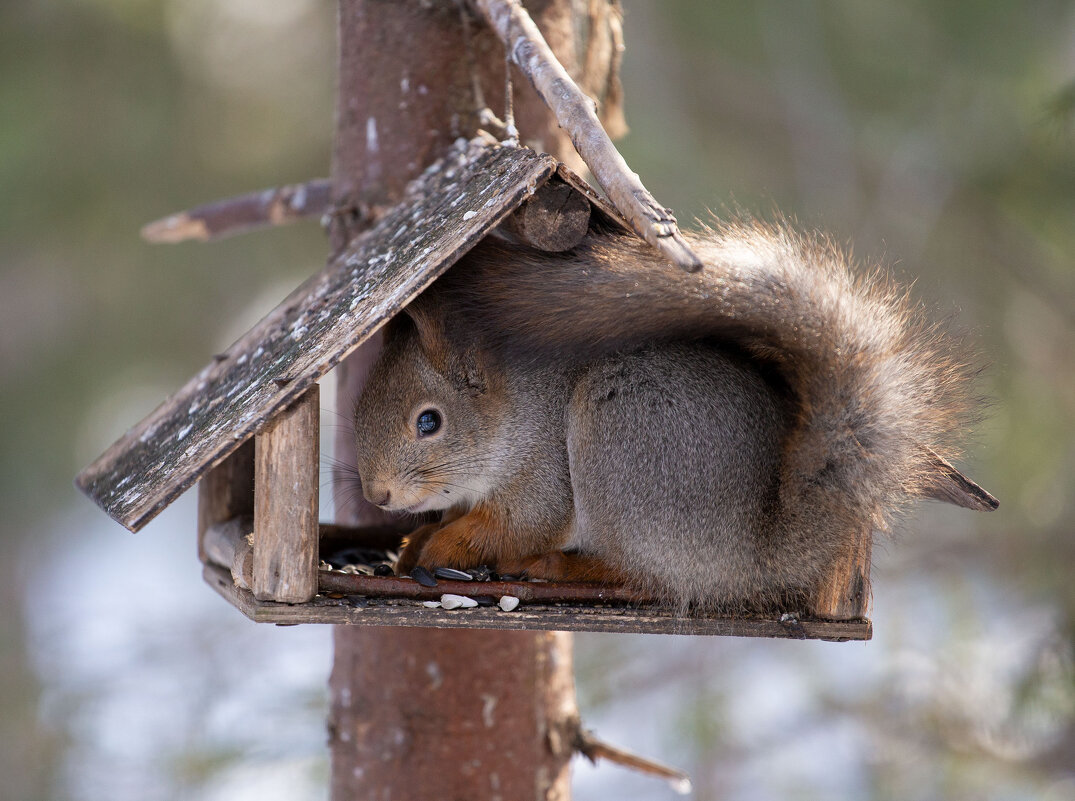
[441,219,991,540]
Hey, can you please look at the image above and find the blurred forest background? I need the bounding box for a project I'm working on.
[2,1,1074,799]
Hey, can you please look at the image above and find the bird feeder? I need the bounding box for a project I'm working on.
[77,139,874,641]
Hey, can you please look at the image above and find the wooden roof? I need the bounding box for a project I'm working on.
[77,140,562,532]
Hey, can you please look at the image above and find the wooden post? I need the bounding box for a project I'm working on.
[329,629,577,799]
[253,384,320,603]
[197,438,254,565]
[810,526,872,620]
[327,2,622,798]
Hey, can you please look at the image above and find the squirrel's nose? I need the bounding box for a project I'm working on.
[363,482,391,508]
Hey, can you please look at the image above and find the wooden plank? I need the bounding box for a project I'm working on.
[75,140,559,532]
[253,385,319,603]
[196,439,254,564]
[203,564,871,641]
[809,524,872,620]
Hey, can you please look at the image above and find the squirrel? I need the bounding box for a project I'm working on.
[352,219,997,611]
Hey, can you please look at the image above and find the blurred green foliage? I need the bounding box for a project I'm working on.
[2,2,1073,799]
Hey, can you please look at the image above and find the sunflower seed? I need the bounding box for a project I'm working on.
[434,567,473,581]
[440,594,478,609]
[410,566,438,587]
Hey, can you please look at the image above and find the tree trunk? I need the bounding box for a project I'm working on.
[327,2,622,798]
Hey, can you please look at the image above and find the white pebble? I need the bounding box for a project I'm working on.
[498,595,520,612]
[441,594,477,609]
[422,601,442,608]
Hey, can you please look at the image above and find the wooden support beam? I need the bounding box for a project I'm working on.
[196,439,254,565]
[809,525,872,620]
[253,384,320,603]
[203,517,254,591]
[500,176,590,251]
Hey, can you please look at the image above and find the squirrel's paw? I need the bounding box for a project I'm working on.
[397,509,500,574]
[498,551,628,585]
[395,522,443,576]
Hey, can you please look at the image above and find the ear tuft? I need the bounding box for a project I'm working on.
[403,293,452,369]
[450,349,487,396]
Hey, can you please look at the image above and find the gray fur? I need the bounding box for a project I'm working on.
[353,221,991,609]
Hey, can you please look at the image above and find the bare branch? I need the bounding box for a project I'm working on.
[582,0,627,139]
[575,725,693,794]
[472,0,702,271]
[141,178,333,244]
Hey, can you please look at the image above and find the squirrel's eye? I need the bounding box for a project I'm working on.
[416,409,441,436]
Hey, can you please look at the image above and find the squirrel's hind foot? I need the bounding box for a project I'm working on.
[496,550,629,585]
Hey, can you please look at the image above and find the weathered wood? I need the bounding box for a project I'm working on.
[319,570,651,605]
[76,140,558,532]
[554,162,631,231]
[809,525,873,621]
[203,516,254,590]
[196,439,254,564]
[328,626,576,801]
[318,521,410,553]
[204,563,871,640]
[579,0,627,140]
[252,385,320,603]
[327,0,587,252]
[141,179,333,244]
[919,445,1000,511]
[501,175,591,251]
[575,727,691,793]
[472,0,703,271]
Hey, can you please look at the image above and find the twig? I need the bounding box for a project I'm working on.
[141,178,333,243]
[582,0,627,139]
[319,570,654,605]
[460,0,509,137]
[575,725,693,794]
[471,0,703,271]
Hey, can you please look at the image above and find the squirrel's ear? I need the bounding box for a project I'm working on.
[403,293,490,396]
[402,294,452,364]
[379,313,412,347]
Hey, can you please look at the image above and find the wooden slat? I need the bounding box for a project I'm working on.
[809,524,872,620]
[75,140,559,532]
[253,385,319,603]
[203,564,871,641]
[196,439,254,564]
